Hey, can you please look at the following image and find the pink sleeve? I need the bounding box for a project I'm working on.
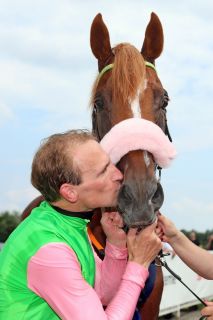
[94,240,128,305]
[27,243,149,320]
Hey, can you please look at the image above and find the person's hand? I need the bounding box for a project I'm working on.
[156,213,180,245]
[101,211,126,248]
[127,222,162,268]
[200,301,213,319]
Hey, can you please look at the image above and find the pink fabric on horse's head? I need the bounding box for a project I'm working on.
[100,118,177,168]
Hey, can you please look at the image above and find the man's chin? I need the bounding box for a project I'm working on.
[105,200,118,209]
[99,196,118,209]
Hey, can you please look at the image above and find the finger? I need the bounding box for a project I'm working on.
[127,228,138,244]
[101,211,110,220]
[141,221,158,234]
[107,212,124,228]
[155,226,161,233]
[103,211,118,223]
[113,212,123,224]
[100,212,114,226]
[201,305,213,317]
[157,214,165,222]
[127,228,137,237]
[126,229,137,248]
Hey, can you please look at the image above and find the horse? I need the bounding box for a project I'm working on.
[22,12,173,320]
[89,12,173,319]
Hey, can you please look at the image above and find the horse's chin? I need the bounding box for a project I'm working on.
[118,206,157,229]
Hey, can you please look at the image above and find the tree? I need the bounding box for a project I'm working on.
[181,229,213,248]
[0,211,21,242]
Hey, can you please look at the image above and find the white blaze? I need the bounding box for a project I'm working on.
[130,92,141,118]
[130,79,147,118]
[130,79,150,168]
[143,151,151,168]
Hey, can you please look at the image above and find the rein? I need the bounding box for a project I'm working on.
[94,60,173,230]
[87,225,105,259]
[156,252,207,320]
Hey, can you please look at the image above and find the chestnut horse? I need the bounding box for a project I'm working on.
[90,12,172,319]
[22,12,172,320]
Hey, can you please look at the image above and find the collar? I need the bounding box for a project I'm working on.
[51,205,94,220]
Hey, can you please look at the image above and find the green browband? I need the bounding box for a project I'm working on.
[98,61,157,81]
[144,61,157,73]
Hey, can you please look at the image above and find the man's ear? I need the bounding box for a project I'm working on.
[59,183,78,203]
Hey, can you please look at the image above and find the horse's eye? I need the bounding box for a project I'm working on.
[161,89,170,109]
[94,96,104,111]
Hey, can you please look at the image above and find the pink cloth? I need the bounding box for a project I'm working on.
[28,241,149,320]
[100,118,176,168]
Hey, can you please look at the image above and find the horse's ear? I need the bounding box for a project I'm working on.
[141,12,164,63]
[90,13,112,70]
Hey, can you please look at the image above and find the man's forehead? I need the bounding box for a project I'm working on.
[73,140,108,172]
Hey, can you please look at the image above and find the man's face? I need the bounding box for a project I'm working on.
[74,140,123,210]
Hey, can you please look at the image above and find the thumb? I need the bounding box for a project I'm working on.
[143,221,157,234]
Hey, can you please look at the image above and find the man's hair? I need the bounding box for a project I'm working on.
[31,129,96,202]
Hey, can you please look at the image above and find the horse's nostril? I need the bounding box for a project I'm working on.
[152,183,164,210]
[119,184,133,206]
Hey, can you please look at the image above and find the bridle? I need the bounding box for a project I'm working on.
[156,252,208,320]
[93,59,208,320]
[93,60,173,141]
[92,60,173,183]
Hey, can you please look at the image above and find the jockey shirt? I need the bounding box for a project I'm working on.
[0,201,149,320]
[0,201,95,319]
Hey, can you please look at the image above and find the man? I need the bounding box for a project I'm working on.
[0,129,162,320]
[157,214,213,319]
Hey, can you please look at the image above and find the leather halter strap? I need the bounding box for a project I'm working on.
[87,226,104,251]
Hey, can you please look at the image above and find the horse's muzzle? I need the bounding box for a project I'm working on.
[117,182,164,228]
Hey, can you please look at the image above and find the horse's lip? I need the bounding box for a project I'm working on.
[128,218,156,228]
[130,221,152,227]
[121,219,156,234]
[117,207,157,229]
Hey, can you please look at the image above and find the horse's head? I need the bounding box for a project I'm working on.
[90,13,172,228]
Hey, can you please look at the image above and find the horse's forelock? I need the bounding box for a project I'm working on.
[112,43,145,105]
[90,43,146,109]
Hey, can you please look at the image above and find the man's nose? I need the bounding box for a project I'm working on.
[112,165,123,182]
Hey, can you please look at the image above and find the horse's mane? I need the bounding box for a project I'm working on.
[90,43,145,107]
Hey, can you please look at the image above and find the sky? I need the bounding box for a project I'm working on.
[0,0,213,231]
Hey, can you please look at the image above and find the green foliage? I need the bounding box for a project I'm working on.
[181,229,213,248]
[0,211,21,242]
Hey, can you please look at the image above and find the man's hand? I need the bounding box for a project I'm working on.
[101,211,126,248]
[201,301,213,319]
[156,214,181,245]
[127,222,162,268]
